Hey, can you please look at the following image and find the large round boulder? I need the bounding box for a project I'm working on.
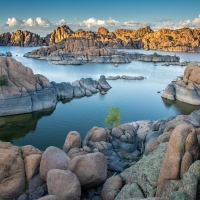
[67,152,107,189]
[83,126,109,146]
[0,143,25,199]
[25,154,42,180]
[40,146,71,181]
[183,62,200,84]
[47,169,81,200]
[63,131,82,153]
[101,175,123,200]
[21,145,42,156]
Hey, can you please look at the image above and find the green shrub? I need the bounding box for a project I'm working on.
[153,52,159,57]
[0,75,8,86]
[105,107,121,128]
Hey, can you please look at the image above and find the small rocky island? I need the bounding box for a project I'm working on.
[1,109,200,199]
[162,62,200,105]
[0,57,111,117]
[24,38,180,65]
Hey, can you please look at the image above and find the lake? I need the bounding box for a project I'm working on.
[0,46,200,150]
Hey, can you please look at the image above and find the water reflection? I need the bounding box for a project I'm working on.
[0,97,199,148]
[0,108,55,142]
[162,98,200,115]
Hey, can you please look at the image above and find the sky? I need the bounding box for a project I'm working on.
[1,0,200,36]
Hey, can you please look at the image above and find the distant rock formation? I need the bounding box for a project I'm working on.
[48,25,200,52]
[0,30,48,46]
[0,57,111,116]
[24,38,133,64]
[2,25,200,51]
[162,62,200,105]
[24,38,179,65]
[48,25,146,49]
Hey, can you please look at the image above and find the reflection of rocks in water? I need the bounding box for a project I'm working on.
[162,97,200,115]
[0,107,55,141]
[60,98,73,104]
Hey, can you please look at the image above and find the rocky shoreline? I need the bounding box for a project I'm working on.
[1,109,200,199]
[0,57,111,117]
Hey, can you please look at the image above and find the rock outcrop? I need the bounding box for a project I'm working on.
[0,30,48,46]
[162,62,200,105]
[47,26,200,52]
[1,25,200,52]
[24,38,179,65]
[0,57,111,117]
[24,38,133,64]
[0,57,57,116]
[156,124,199,198]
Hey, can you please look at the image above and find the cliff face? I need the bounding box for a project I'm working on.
[142,28,200,52]
[48,25,146,49]
[48,26,200,52]
[0,30,48,46]
[1,25,200,51]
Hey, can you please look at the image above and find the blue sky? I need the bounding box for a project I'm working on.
[0,0,200,36]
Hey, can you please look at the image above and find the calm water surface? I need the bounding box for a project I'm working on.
[0,46,200,150]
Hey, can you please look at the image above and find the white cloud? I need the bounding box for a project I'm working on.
[6,17,23,26]
[2,15,200,36]
[35,17,51,27]
[123,20,155,28]
[80,17,120,28]
[57,19,67,26]
[157,21,176,30]
[23,18,37,27]
[178,15,200,28]
[153,18,173,23]
[6,17,51,28]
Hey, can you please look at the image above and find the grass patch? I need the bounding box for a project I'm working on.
[0,75,8,86]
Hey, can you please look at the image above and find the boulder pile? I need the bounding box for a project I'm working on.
[1,109,200,199]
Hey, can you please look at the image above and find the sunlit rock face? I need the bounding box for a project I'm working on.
[0,30,48,46]
[1,26,200,51]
